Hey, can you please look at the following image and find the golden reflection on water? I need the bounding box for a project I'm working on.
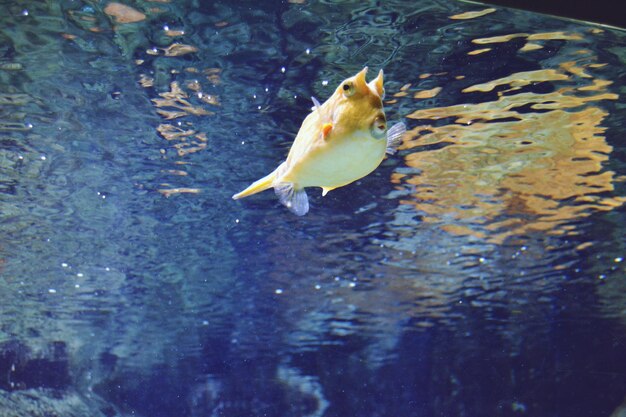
[162,43,199,57]
[470,31,585,54]
[394,34,624,243]
[449,8,497,20]
[152,81,215,120]
[413,87,442,99]
[139,59,221,196]
[467,48,492,55]
[103,3,146,24]
[473,31,583,45]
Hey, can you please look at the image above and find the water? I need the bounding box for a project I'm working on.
[1,1,625,416]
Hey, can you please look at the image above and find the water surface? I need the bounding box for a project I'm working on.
[1,1,626,416]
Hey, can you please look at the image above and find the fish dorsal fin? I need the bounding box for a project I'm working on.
[275,182,309,216]
[385,122,406,155]
[311,96,333,140]
[311,96,322,112]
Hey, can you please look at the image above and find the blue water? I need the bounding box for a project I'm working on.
[1,1,626,416]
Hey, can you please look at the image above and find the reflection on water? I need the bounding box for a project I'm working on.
[391,30,624,243]
[1,1,626,417]
[449,8,497,20]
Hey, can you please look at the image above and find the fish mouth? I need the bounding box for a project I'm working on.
[355,67,369,94]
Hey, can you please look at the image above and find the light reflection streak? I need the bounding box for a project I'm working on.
[141,67,221,196]
[392,35,624,244]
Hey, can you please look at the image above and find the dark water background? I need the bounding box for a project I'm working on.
[1,1,626,416]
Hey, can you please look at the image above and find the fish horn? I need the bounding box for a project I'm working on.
[354,66,368,94]
[368,69,384,98]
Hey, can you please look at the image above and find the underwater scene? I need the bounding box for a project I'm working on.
[1,0,626,416]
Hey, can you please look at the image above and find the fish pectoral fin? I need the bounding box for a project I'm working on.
[321,186,336,197]
[312,96,333,141]
[385,122,407,155]
[322,122,333,140]
[275,182,309,216]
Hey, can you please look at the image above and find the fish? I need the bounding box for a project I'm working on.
[232,67,406,216]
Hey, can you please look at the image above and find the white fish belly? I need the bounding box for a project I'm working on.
[292,133,386,188]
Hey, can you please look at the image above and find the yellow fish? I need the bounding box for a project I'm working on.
[232,67,406,215]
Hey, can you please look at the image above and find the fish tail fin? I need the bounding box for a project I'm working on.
[275,182,309,216]
[232,167,280,200]
[234,162,309,215]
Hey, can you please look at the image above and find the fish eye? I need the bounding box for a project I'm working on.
[342,81,356,97]
[371,115,387,139]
